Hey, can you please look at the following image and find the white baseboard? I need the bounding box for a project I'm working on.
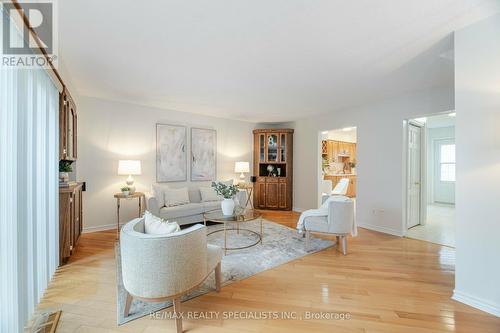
[452,290,500,317]
[293,207,306,213]
[82,223,119,233]
[357,222,404,237]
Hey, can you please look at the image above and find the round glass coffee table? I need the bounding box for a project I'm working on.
[203,209,263,255]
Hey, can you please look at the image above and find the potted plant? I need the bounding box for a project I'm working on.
[121,186,130,197]
[59,160,72,184]
[349,160,356,174]
[211,181,238,215]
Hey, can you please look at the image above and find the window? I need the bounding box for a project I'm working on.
[440,144,456,182]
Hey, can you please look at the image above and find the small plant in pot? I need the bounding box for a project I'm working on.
[349,160,356,174]
[121,186,131,197]
[59,160,73,183]
[211,181,238,215]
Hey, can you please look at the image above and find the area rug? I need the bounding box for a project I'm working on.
[116,219,334,325]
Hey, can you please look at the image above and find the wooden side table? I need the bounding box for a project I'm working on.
[114,192,145,239]
[237,183,254,209]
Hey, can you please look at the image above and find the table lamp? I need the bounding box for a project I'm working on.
[118,160,141,194]
[234,161,250,185]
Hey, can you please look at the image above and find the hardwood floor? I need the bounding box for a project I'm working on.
[38,211,500,333]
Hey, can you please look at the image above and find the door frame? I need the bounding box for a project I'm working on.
[404,120,427,232]
[316,127,357,207]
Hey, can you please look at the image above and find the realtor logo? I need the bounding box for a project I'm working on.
[1,0,58,68]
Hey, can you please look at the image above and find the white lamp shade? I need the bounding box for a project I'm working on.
[234,161,250,173]
[118,160,142,175]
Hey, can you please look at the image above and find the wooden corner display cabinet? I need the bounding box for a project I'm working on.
[59,86,83,265]
[59,87,77,161]
[253,129,293,210]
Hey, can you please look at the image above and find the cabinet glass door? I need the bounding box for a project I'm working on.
[67,107,74,159]
[259,134,265,162]
[280,133,286,162]
[267,134,278,162]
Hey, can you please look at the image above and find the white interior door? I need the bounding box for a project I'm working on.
[408,124,422,229]
[434,139,456,204]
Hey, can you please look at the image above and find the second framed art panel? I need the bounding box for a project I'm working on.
[191,128,217,181]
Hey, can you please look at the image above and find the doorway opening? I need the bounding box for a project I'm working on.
[405,113,455,247]
[318,127,357,206]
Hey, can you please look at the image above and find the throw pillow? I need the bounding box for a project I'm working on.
[221,179,234,186]
[151,184,169,207]
[199,187,222,202]
[144,211,180,235]
[164,187,190,207]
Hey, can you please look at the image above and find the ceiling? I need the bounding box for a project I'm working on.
[59,0,500,123]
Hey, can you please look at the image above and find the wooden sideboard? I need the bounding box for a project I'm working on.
[59,183,83,265]
[253,129,293,210]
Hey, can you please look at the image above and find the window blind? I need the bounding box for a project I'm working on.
[0,8,59,333]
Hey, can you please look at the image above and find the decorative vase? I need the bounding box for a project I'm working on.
[221,198,235,216]
[59,172,69,183]
[122,191,130,197]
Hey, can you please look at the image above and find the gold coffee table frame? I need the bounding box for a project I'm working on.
[203,209,263,255]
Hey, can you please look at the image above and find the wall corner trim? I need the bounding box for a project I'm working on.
[452,290,500,317]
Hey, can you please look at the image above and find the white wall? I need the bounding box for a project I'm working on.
[293,86,454,235]
[77,97,255,231]
[453,14,500,317]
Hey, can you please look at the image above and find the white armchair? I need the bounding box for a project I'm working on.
[120,218,222,333]
[304,198,355,255]
[332,178,349,196]
[321,179,333,203]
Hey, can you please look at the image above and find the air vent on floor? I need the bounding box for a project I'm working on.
[24,310,62,333]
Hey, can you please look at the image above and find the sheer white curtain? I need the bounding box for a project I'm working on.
[0,9,59,333]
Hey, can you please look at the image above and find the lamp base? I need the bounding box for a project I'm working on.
[126,175,136,194]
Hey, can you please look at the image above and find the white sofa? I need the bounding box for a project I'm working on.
[146,186,247,225]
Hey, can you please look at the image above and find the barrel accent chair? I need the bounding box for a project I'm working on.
[120,218,222,333]
[304,199,355,255]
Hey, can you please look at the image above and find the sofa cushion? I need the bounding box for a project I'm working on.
[144,211,181,235]
[164,187,190,207]
[159,203,204,220]
[202,201,221,212]
[188,188,202,203]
